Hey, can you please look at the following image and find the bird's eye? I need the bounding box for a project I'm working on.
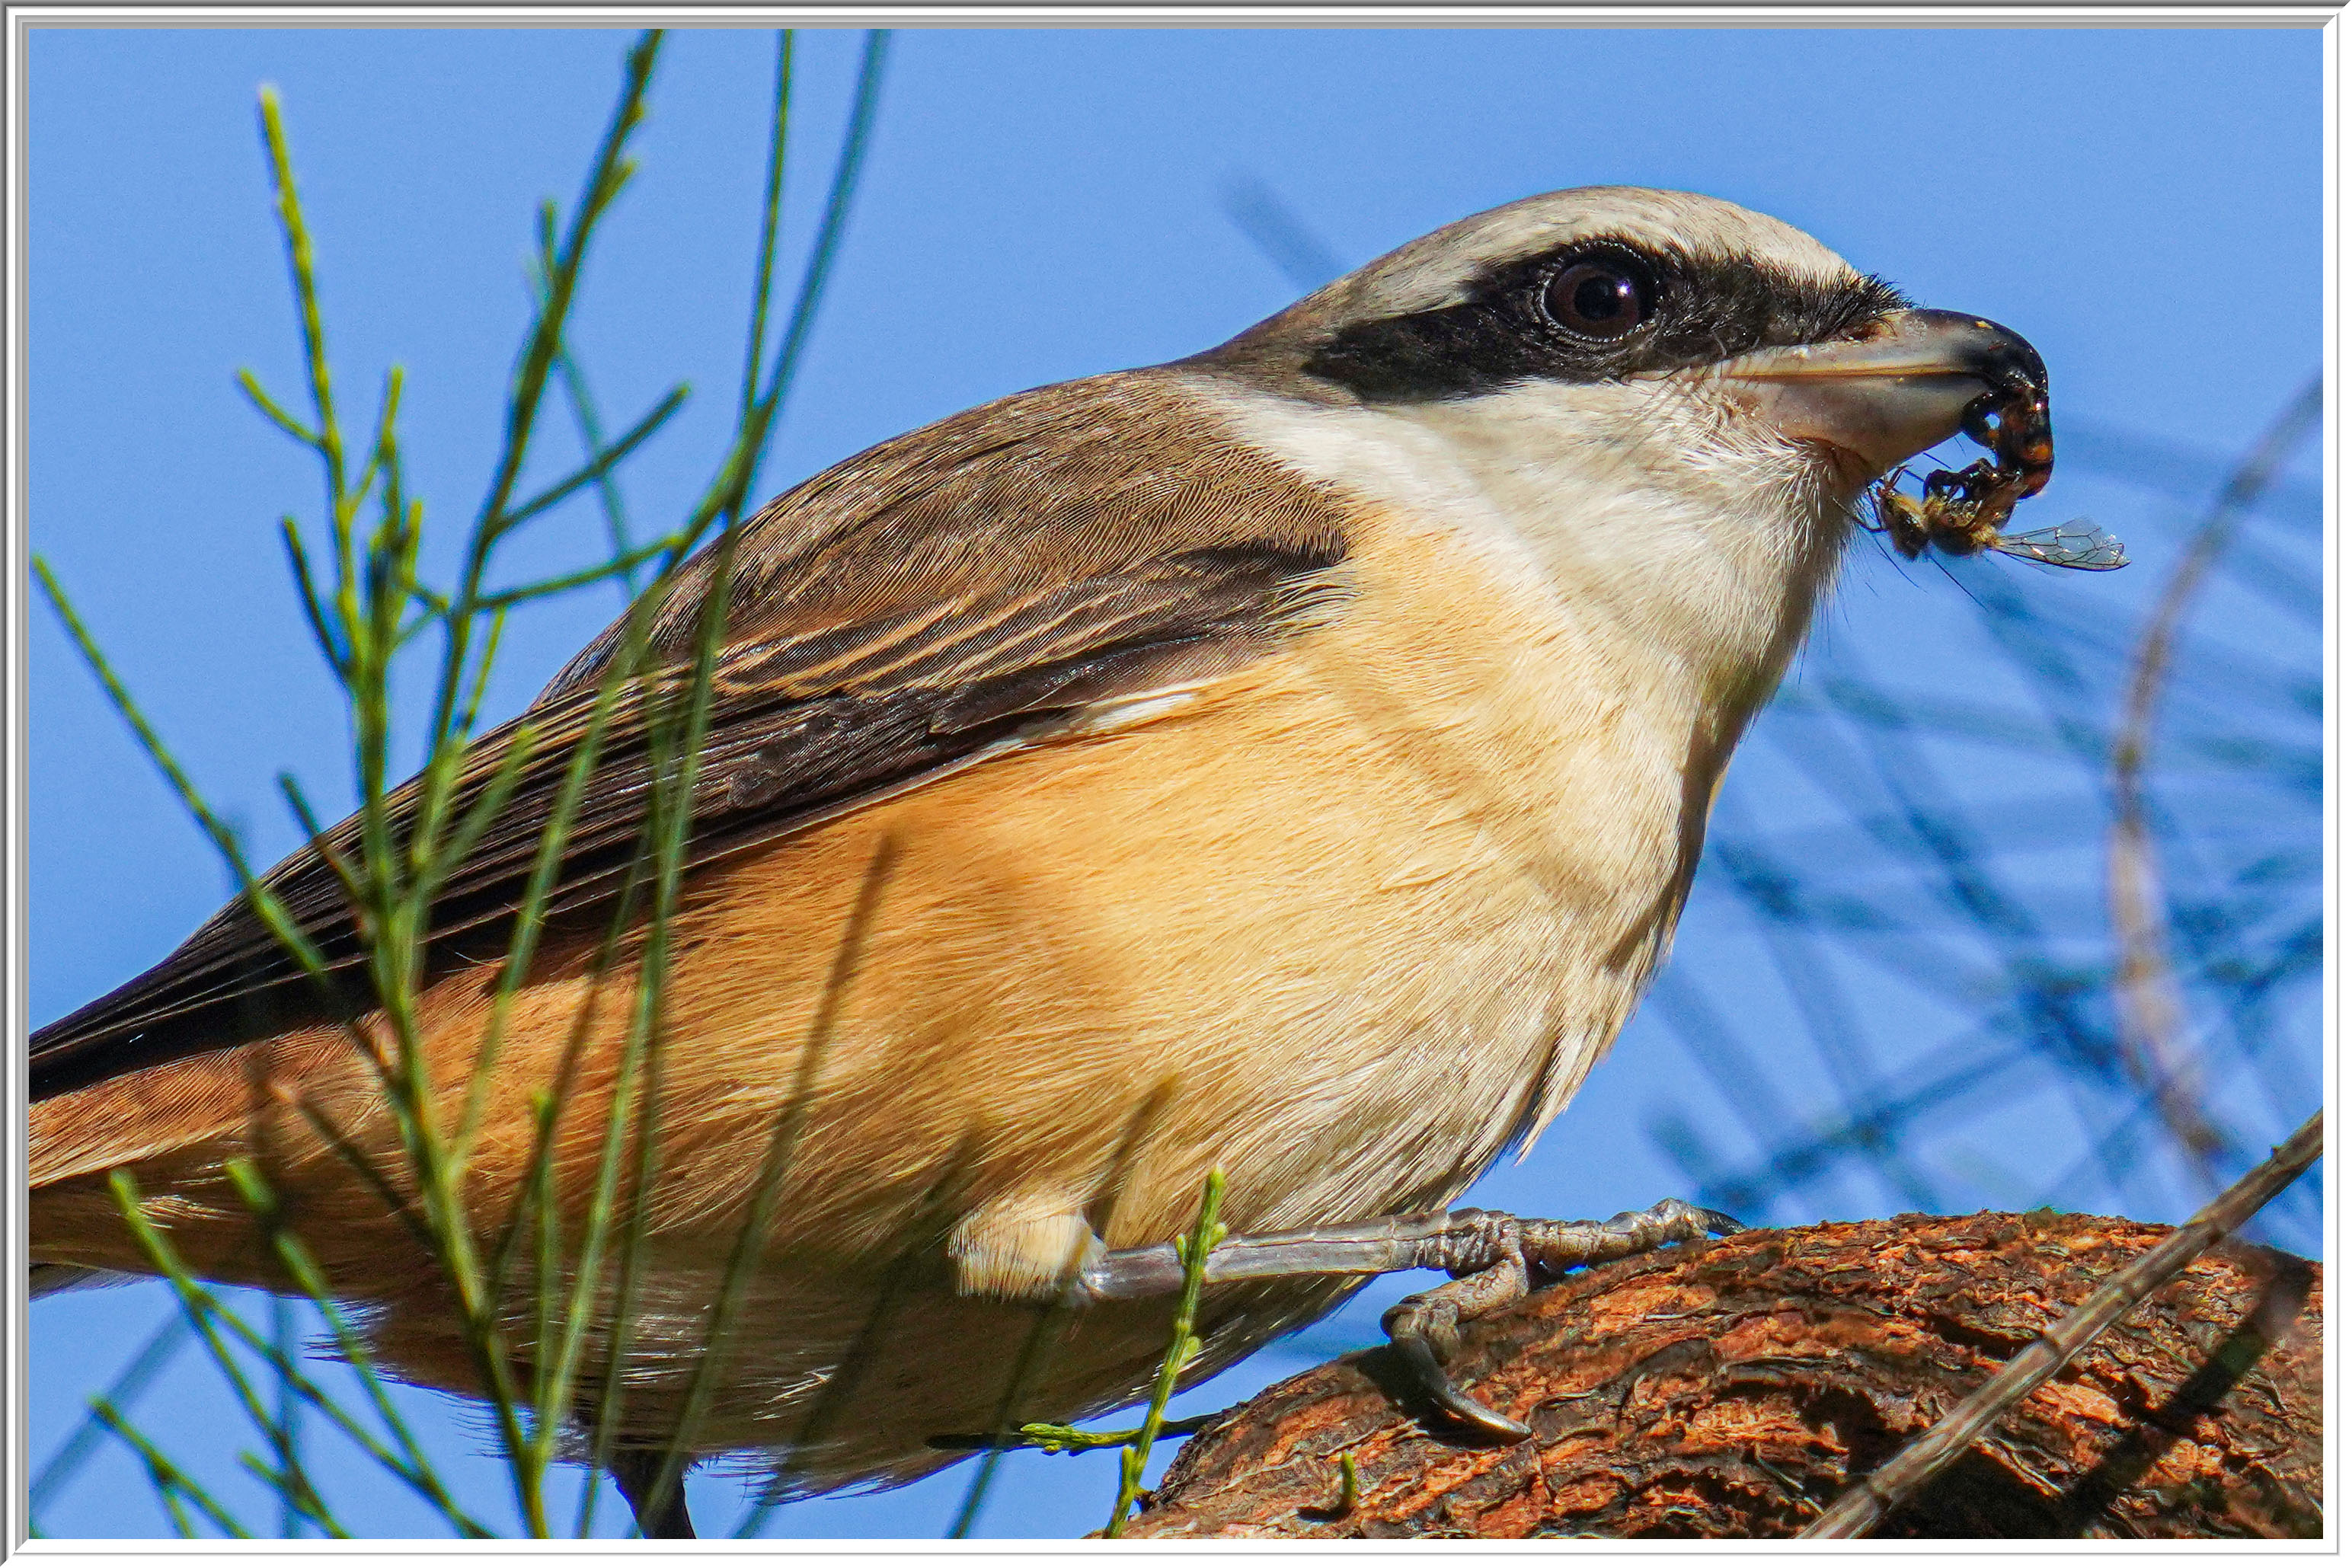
[1544,256,1654,341]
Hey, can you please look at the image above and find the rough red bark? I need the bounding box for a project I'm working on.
[1127,1212,2320,1539]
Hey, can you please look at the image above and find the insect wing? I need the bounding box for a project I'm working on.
[1989,519,2130,571]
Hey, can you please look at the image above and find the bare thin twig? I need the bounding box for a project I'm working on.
[1801,1107,2321,1538]
[2108,376,2323,1189]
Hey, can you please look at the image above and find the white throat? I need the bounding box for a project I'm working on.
[1198,373,1859,727]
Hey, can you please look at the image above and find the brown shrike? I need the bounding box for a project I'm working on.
[30,187,2050,1535]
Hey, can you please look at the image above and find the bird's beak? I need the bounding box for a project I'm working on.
[1712,308,2048,475]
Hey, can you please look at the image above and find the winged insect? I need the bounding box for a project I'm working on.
[1869,385,2126,571]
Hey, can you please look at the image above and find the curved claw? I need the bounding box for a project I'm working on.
[1635,1196,1745,1241]
[1390,1334,1531,1440]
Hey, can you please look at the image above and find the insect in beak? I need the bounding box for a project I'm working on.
[1870,388,2127,572]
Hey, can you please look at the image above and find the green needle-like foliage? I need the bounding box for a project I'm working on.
[36,27,898,1539]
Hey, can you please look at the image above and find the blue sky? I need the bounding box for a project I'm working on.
[27,24,2322,1540]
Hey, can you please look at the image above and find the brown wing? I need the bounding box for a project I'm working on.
[31,372,1353,1100]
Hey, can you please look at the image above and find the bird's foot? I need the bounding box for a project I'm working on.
[1072,1196,1738,1439]
[1380,1198,1740,1438]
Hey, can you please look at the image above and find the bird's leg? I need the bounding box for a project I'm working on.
[1075,1197,1737,1439]
[609,1447,696,1540]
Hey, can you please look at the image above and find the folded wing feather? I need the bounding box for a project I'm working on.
[30,372,1353,1100]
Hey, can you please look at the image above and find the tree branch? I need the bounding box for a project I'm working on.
[1128,1209,2319,1539]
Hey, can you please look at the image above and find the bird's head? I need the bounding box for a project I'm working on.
[1204,184,2044,490]
[1191,187,2048,685]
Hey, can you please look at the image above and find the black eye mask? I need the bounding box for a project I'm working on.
[1302,240,1910,404]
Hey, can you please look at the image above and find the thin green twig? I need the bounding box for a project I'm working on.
[30,1308,194,1522]
[91,1399,253,1540]
[1105,1170,1226,1538]
[636,837,899,1528]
